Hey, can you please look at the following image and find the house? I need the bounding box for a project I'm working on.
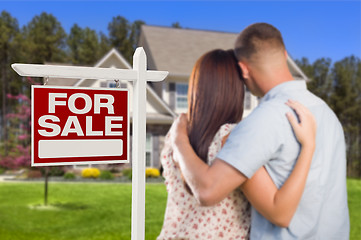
[138,25,307,117]
[47,25,308,169]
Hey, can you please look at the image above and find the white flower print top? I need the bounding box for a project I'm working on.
[157,124,251,240]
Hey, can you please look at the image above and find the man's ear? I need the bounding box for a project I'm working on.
[284,50,288,58]
[238,61,249,79]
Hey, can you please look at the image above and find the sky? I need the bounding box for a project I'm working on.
[1,0,360,63]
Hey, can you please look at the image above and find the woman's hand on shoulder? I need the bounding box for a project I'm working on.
[169,113,189,147]
[285,100,316,149]
[169,113,189,164]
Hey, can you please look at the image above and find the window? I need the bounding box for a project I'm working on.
[107,81,127,89]
[108,82,117,88]
[146,133,152,167]
[176,83,188,109]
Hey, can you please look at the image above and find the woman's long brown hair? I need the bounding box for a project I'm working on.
[187,49,245,163]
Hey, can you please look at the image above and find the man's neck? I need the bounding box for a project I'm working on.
[255,66,294,97]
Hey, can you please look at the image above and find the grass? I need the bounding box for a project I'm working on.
[347,178,361,240]
[0,182,167,240]
[0,179,359,240]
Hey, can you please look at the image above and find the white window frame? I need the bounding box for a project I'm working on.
[175,83,188,110]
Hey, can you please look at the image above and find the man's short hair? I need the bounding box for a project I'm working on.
[234,23,285,62]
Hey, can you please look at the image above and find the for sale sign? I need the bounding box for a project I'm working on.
[31,85,129,166]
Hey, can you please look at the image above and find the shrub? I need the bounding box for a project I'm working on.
[146,168,160,178]
[122,168,132,180]
[0,167,5,174]
[99,170,114,180]
[64,172,76,180]
[27,170,42,179]
[40,167,65,176]
[81,168,100,178]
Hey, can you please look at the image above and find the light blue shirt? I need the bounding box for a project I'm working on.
[217,81,349,239]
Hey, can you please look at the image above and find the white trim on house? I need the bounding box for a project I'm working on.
[146,83,177,118]
[71,48,177,121]
[287,55,309,81]
[74,49,132,87]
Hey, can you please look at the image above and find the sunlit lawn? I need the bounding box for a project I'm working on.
[347,178,361,240]
[0,179,359,240]
[0,182,166,240]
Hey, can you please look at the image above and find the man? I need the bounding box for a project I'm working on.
[171,23,349,239]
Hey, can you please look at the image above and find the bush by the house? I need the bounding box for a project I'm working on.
[122,168,132,180]
[146,168,160,178]
[41,167,65,177]
[26,170,42,179]
[99,170,114,180]
[81,168,100,178]
[64,172,76,180]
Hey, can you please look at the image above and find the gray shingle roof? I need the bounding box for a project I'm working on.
[139,25,307,80]
[140,25,238,75]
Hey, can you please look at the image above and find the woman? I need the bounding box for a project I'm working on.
[157,49,316,239]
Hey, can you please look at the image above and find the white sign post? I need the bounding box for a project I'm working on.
[12,47,168,240]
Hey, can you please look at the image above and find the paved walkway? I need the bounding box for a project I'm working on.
[0,175,16,182]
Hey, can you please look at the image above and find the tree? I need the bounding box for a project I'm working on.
[67,24,100,65]
[107,16,145,62]
[129,20,145,50]
[22,12,66,64]
[108,16,133,62]
[0,93,31,169]
[295,57,332,102]
[98,32,111,59]
[297,56,361,177]
[0,11,20,154]
[67,24,83,64]
[329,56,361,177]
[171,22,182,28]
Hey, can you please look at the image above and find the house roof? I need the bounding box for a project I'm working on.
[139,25,307,80]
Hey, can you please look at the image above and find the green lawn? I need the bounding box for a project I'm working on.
[347,178,361,240]
[0,182,167,240]
[0,179,359,240]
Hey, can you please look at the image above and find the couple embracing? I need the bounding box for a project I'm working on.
[157,23,349,240]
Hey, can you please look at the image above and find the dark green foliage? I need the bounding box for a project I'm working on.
[63,172,76,180]
[22,12,67,64]
[171,22,182,28]
[0,11,22,154]
[40,166,65,177]
[296,56,361,177]
[99,170,114,180]
[122,168,132,180]
[108,16,145,62]
[67,24,100,65]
